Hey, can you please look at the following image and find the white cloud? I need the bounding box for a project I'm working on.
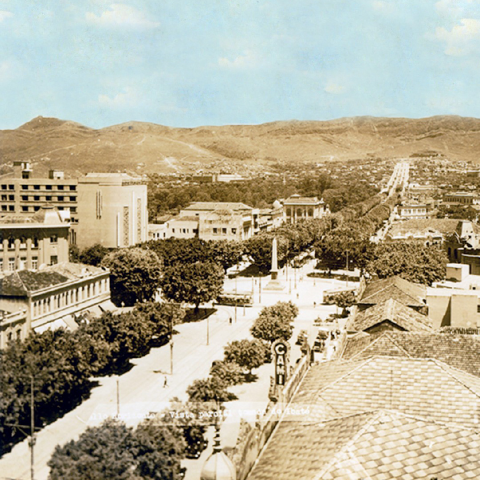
[0,60,23,83]
[0,10,13,22]
[435,0,477,18]
[435,18,480,55]
[324,82,345,95]
[86,4,160,29]
[218,50,260,69]
[98,87,140,109]
[371,1,395,13]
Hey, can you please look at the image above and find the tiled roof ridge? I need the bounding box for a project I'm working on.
[348,332,414,360]
[361,276,425,306]
[312,411,382,480]
[310,358,374,398]
[433,359,480,399]
[14,271,29,295]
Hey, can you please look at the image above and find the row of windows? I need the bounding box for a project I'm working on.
[212,227,237,235]
[0,236,57,249]
[32,279,108,318]
[1,195,14,201]
[17,184,76,191]
[0,257,38,271]
[171,228,198,234]
[20,195,76,202]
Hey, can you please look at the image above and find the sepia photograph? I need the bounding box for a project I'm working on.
[2,1,480,479]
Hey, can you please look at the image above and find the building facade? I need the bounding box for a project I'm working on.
[76,173,148,249]
[0,166,148,248]
[0,207,69,272]
[0,262,112,348]
[281,195,329,224]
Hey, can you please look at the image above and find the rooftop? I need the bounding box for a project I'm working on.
[0,207,68,227]
[248,410,480,480]
[0,262,107,296]
[182,202,253,212]
[388,218,459,237]
[358,276,426,308]
[342,331,480,377]
[283,195,324,205]
[347,298,433,333]
[285,356,480,428]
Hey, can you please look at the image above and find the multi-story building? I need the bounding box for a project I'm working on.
[162,202,259,241]
[397,201,434,220]
[0,262,113,348]
[281,195,329,224]
[0,165,148,249]
[76,173,148,249]
[0,206,69,272]
[443,191,480,205]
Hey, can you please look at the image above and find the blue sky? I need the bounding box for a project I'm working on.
[1,0,480,128]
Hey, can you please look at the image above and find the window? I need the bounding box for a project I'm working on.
[8,195,14,201]
[22,195,28,201]
[1,185,6,190]
[232,228,237,234]
[32,257,38,270]
[222,228,227,234]
[0,259,3,270]
[8,238,14,249]
[20,256,26,266]
[32,237,38,248]
[21,185,28,190]
[213,228,218,234]
[57,185,64,190]
[8,206,14,212]
[21,206,28,212]
[70,207,77,213]
[8,258,15,271]
[70,196,76,202]
[50,234,58,243]
[16,329,21,339]
[69,185,76,191]
[50,255,58,265]
[1,206,6,211]
[8,185,14,190]
[34,196,40,201]
[1,195,7,201]
[34,185,40,190]
[172,228,175,233]
[57,196,64,201]
[19,237,26,248]
[46,196,52,201]
[46,185,52,190]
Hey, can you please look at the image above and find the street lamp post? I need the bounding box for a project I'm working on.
[207,315,210,346]
[259,277,262,303]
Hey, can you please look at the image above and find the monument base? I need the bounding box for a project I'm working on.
[264,279,285,291]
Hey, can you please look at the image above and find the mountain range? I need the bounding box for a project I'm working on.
[1,115,479,176]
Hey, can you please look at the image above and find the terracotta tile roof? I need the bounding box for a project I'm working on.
[358,276,426,308]
[183,202,253,211]
[347,298,433,333]
[342,331,480,377]
[284,356,480,429]
[388,218,459,237]
[0,263,106,296]
[283,196,324,205]
[249,410,480,480]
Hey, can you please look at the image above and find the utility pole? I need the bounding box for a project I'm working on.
[259,276,262,303]
[170,315,174,374]
[6,376,38,480]
[116,377,120,416]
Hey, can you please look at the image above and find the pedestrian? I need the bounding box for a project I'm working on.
[163,376,168,388]
[229,316,232,325]
[297,293,299,299]
[313,301,316,308]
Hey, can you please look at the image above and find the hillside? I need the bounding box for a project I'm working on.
[1,115,480,176]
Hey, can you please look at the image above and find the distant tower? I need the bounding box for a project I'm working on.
[200,424,236,480]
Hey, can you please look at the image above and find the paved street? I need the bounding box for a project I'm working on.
[0,261,356,480]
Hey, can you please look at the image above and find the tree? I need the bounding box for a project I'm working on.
[250,301,298,346]
[208,240,244,273]
[133,301,185,338]
[134,416,186,480]
[160,262,224,312]
[48,417,187,480]
[69,244,80,263]
[101,247,162,306]
[210,360,245,386]
[243,234,288,272]
[48,418,136,480]
[367,242,447,286]
[186,376,236,403]
[79,243,110,266]
[223,339,265,374]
